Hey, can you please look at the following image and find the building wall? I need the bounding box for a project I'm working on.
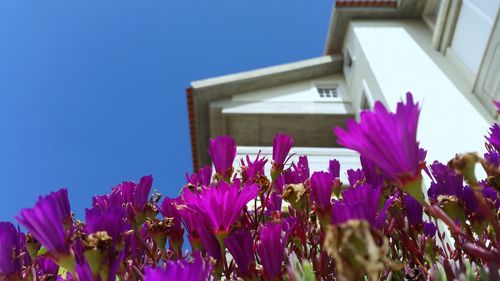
[343,25,386,118]
[232,74,351,103]
[208,74,356,149]
[344,20,492,169]
[450,0,500,75]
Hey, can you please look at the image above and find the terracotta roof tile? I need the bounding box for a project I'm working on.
[335,0,398,8]
[186,87,199,172]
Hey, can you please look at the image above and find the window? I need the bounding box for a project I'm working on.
[360,80,374,113]
[344,48,354,81]
[473,10,500,116]
[312,81,342,102]
[450,0,499,75]
[360,91,371,111]
[317,86,339,99]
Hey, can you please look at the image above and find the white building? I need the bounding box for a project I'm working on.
[186,0,499,181]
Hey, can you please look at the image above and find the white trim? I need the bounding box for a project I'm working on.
[343,48,355,84]
[423,14,437,31]
[361,80,375,108]
[191,56,341,89]
[237,146,360,157]
[423,0,441,31]
[445,46,475,88]
[462,0,495,25]
[312,82,343,102]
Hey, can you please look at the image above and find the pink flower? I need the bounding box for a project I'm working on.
[334,92,422,183]
[208,136,237,180]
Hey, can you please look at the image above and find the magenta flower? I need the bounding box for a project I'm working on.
[346,168,365,187]
[329,159,340,178]
[404,194,422,227]
[208,136,237,179]
[174,204,219,258]
[481,182,499,209]
[93,176,152,212]
[225,230,255,276]
[177,203,223,260]
[334,92,422,183]
[177,207,202,246]
[274,175,285,194]
[484,145,500,167]
[426,161,464,203]
[272,134,294,166]
[36,256,59,277]
[16,189,71,255]
[160,197,184,251]
[265,191,282,215]
[240,151,268,182]
[197,165,213,186]
[332,184,393,229]
[485,123,500,167]
[75,262,94,281]
[462,186,482,221]
[486,123,500,151]
[197,224,222,260]
[120,175,153,212]
[494,100,500,113]
[257,222,285,280]
[310,171,334,211]
[182,180,258,236]
[0,222,22,278]
[360,156,385,188]
[284,156,309,184]
[92,175,152,226]
[85,206,129,246]
[186,165,212,187]
[424,222,437,237]
[294,156,310,181]
[144,254,211,281]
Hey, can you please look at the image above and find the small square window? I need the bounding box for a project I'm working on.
[316,85,339,100]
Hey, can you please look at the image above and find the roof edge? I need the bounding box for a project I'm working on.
[191,55,341,90]
[186,87,198,172]
[335,0,398,8]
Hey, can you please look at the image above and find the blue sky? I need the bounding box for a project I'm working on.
[0,1,333,222]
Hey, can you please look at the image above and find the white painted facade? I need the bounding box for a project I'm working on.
[450,0,500,75]
[232,74,350,104]
[189,0,499,178]
[344,20,492,165]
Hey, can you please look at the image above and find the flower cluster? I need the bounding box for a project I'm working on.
[0,92,499,280]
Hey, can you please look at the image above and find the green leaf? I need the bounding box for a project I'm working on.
[436,263,447,281]
[465,260,474,281]
[37,246,48,256]
[301,261,315,281]
[57,267,68,279]
[479,267,490,281]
